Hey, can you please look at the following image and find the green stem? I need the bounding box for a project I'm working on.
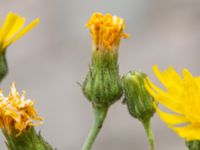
[0,52,8,82]
[82,106,108,150]
[142,119,155,150]
[186,140,200,150]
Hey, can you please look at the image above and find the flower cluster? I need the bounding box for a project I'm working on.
[86,12,128,51]
[0,83,43,135]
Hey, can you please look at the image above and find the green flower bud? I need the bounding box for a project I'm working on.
[82,12,128,108]
[82,12,128,150]
[122,71,155,122]
[82,50,122,108]
[123,71,156,150]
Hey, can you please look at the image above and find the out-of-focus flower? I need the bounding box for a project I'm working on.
[146,65,200,141]
[0,12,39,52]
[1,83,53,150]
[0,83,43,136]
[0,12,39,83]
[86,12,128,52]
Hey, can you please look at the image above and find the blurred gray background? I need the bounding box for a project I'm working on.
[0,0,200,149]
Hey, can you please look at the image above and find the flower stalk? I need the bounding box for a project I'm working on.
[82,106,108,150]
[142,118,155,150]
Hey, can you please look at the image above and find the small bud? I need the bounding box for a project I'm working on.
[122,71,155,122]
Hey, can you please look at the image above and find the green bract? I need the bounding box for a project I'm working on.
[3,127,53,150]
[82,50,122,108]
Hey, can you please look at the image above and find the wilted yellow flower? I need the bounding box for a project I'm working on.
[86,12,128,51]
[0,12,39,52]
[0,83,43,135]
[145,65,200,141]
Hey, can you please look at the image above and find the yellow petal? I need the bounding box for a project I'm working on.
[4,16,25,43]
[153,65,183,91]
[0,12,18,39]
[4,109,20,121]
[156,107,188,125]
[86,12,127,50]
[167,66,183,85]
[5,18,40,48]
[172,125,200,141]
[182,68,193,79]
[152,65,166,85]
[145,78,180,113]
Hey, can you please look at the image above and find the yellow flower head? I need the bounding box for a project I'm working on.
[145,65,200,141]
[0,83,43,135]
[0,12,39,52]
[86,12,128,51]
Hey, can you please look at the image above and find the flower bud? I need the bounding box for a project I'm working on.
[122,71,155,121]
[82,12,128,108]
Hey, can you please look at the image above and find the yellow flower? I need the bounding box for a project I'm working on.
[145,65,200,141]
[0,12,39,52]
[0,83,43,135]
[86,12,128,51]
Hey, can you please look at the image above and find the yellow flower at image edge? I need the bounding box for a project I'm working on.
[0,83,43,135]
[0,12,39,51]
[145,65,200,141]
[86,12,128,51]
